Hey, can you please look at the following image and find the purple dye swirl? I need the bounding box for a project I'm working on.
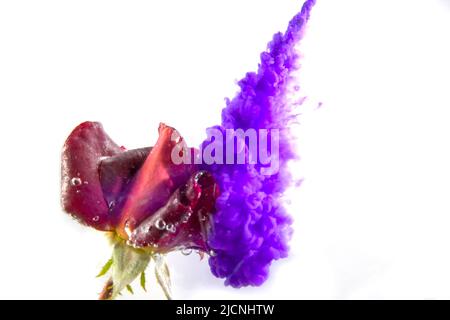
[201,0,316,287]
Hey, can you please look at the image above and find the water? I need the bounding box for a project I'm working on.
[155,219,166,230]
[124,221,132,237]
[181,248,193,256]
[70,177,82,186]
[166,223,176,233]
[181,212,191,223]
[209,250,217,257]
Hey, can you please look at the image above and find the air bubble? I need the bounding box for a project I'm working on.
[155,219,166,230]
[209,250,217,257]
[124,221,132,237]
[181,212,191,223]
[70,177,82,186]
[181,248,193,256]
[166,223,176,233]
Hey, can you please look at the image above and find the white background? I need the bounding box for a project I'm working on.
[0,0,449,299]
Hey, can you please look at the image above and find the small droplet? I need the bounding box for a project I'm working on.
[124,221,132,237]
[166,223,176,234]
[92,216,99,222]
[209,250,217,257]
[155,219,166,230]
[70,177,82,186]
[83,181,89,185]
[181,212,191,223]
[175,136,181,143]
[108,201,115,210]
[181,248,193,256]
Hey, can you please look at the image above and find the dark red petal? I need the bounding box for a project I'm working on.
[129,171,219,252]
[98,147,151,212]
[61,121,123,230]
[116,123,197,238]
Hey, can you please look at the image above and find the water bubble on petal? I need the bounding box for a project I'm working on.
[70,177,82,186]
[92,215,99,222]
[126,239,138,248]
[124,221,132,237]
[155,219,166,230]
[181,248,193,256]
[166,223,176,234]
[108,200,115,211]
[209,250,217,257]
[181,212,191,223]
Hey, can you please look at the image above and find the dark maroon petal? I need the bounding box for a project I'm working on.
[98,147,151,213]
[61,121,123,230]
[116,123,197,239]
[129,171,219,253]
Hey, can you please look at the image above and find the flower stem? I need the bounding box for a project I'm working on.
[99,278,113,300]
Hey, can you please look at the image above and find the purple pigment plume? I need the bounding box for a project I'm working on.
[202,0,316,287]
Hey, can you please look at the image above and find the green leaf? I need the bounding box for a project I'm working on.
[126,284,134,294]
[96,258,113,278]
[140,271,147,292]
[111,240,151,299]
[154,254,172,300]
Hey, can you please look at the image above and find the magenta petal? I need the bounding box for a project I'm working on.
[61,121,123,230]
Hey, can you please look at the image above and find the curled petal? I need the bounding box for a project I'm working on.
[61,121,123,230]
[99,147,151,215]
[116,123,197,238]
[129,171,219,253]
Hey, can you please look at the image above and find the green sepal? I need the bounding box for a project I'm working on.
[126,285,134,294]
[96,258,113,278]
[153,254,172,300]
[110,240,150,299]
[140,271,147,292]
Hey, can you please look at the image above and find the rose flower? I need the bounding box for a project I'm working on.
[61,121,218,299]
